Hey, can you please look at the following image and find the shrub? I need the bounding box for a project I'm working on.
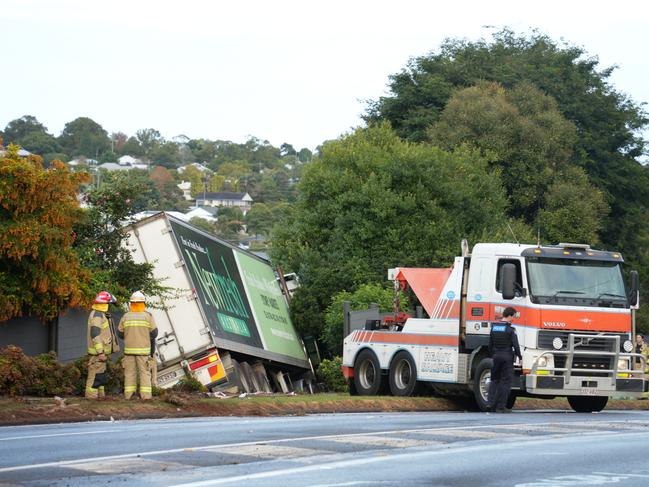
[0,346,80,397]
[169,375,207,393]
[317,357,348,393]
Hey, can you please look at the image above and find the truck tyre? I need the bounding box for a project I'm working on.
[354,349,382,396]
[389,351,418,397]
[567,395,608,413]
[241,362,261,393]
[473,357,493,412]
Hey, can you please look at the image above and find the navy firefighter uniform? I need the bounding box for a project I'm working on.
[488,318,522,412]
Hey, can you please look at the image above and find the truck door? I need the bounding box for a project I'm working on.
[466,256,494,330]
[495,258,527,328]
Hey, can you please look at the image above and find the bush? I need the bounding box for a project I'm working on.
[317,357,349,393]
[169,375,207,393]
[0,346,80,397]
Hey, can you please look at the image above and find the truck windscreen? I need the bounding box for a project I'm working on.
[526,258,627,307]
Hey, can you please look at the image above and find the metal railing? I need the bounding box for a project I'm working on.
[530,333,646,387]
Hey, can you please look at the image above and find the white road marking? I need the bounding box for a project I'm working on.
[422,428,522,439]
[594,472,649,478]
[0,419,643,474]
[0,429,113,441]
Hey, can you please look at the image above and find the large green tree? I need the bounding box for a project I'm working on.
[271,123,524,344]
[58,117,111,159]
[0,147,89,321]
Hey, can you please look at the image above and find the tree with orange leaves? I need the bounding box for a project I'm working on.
[0,144,90,321]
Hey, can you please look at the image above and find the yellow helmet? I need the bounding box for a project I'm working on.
[129,291,146,303]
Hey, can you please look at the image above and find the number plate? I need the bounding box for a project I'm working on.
[580,387,598,396]
[157,370,182,386]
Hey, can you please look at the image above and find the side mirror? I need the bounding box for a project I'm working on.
[629,270,639,307]
[501,263,516,300]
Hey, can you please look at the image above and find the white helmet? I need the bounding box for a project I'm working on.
[129,291,146,303]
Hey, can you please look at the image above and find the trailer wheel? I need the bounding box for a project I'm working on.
[473,357,493,412]
[567,395,608,413]
[389,351,418,396]
[354,349,382,396]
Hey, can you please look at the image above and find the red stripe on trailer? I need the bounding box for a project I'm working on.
[356,332,458,347]
[189,352,220,371]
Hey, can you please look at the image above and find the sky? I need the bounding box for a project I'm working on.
[2,0,648,151]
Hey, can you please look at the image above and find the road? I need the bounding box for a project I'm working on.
[1,410,649,486]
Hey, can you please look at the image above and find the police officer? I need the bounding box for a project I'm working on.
[487,306,522,413]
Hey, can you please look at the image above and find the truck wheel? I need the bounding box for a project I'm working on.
[567,395,608,413]
[473,357,493,412]
[389,351,418,396]
[354,349,382,396]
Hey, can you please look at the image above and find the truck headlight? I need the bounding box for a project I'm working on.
[617,359,628,371]
[552,337,564,350]
[623,340,633,353]
[537,356,548,368]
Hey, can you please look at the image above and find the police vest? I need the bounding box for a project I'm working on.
[491,324,513,350]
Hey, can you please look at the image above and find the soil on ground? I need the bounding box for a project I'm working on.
[2,394,648,426]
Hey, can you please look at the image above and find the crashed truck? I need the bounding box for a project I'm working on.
[124,212,312,393]
[342,242,646,412]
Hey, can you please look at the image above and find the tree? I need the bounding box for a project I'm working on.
[0,146,90,321]
[183,165,206,197]
[214,207,244,240]
[208,174,225,192]
[73,171,166,304]
[58,117,111,158]
[297,148,313,163]
[280,143,297,156]
[136,128,163,153]
[149,166,188,211]
[245,203,272,237]
[111,132,129,153]
[323,284,409,356]
[189,217,216,234]
[271,123,518,351]
[3,115,48,144]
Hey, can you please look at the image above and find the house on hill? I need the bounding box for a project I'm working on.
[196,191,253,214]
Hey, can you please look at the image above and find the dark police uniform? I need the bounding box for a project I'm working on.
[488,321,522,412]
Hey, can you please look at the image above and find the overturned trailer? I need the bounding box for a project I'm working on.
[124,212,312,393]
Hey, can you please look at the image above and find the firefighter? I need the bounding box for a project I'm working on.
[85,291,117,399]
[634,334,649,373]
[487,306,522,413]
[117,291,158,400]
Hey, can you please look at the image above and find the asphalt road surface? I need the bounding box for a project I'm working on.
[2,409,649,486]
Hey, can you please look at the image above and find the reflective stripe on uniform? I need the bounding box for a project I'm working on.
[124,386,137,392]
[123,320,151,328]
[124,347,150,355]
[139,387,152,392]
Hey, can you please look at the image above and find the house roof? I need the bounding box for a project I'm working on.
[196,192,251,201]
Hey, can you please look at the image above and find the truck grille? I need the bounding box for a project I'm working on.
[538,331,628,351]
[538,331,628,377]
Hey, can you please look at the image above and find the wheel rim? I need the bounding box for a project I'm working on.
[358,359,376,390]
[394,359,412,390]
[479,369,491,402]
